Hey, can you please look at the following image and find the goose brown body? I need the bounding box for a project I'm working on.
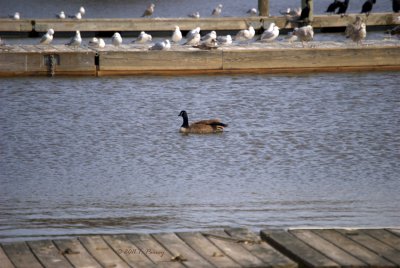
[179,110,227,134]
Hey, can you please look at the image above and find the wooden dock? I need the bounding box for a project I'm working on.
[1,228,400,267]
[1,41,400,77]
[0,13,399,33]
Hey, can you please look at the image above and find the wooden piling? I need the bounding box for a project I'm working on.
[258,0,270,17]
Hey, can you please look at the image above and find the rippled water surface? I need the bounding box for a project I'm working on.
[1,72,399,242]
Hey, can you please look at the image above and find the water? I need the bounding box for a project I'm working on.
[1,72,399,242]
[0,0,395,18]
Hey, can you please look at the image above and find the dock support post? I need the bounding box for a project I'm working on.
[258,0,269,16]
[301,0,314,21]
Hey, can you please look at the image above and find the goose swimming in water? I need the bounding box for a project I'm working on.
[178,111,228,134]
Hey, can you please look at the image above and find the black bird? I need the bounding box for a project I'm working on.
[326,0,340,13]
[299,0,310,21]
[393,0,400,12]
[361,0,376,15]
[337,0,350,15]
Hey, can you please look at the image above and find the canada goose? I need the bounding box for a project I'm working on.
[178,110,228,134]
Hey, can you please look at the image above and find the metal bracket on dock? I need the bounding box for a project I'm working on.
[44,54,60,77]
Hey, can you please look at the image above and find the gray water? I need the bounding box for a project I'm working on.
[0,0,396,18]
[1,72,400,242]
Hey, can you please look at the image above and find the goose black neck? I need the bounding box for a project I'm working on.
[181,113,189,128]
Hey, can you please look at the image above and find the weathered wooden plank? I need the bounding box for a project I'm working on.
[289,229,367,267]
[152,232,212,268]
[53,238,102,268]
[27,240,72,268]
[2,13,397,33]
[203,230,265,267]
[387,228,400,237]
[222,46,400,70]
[361,229,400,251]
[176,232,241,268]
[102,235,155,268]
[78,236,130,268]
[1,242,43,268]
[338,229,400,265]
[127,233,184,268]
[261,229,339,268]
[0,245,15,268]
[225,228,298,268]
[313,229,396,268]
[0,19,32,31]
[98,50,223,71]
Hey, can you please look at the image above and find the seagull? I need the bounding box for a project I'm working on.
[89,37,105,48]
[260,23,279,42]
[172,26,182,43]
[56,11,66,19]
[194,38,219,50]
[326,0,340,14]
[149,39,170,50]
[69,12,82,19]
[337,0,350,15]
[184,32,201,45]
[188,11,200,19]
[393,0,400,12]
[293,25,314,47]
[66,31,82,47]
[142,3,155,17]
[201,31,217,45]
[247,8,258,16]
[186,27,201,40]
[216,35,232,45]
[134,31,152,43]
[212,4,223,16]
[79,6,86,15]
[39,29,55,45]
[235,25,255,42]
[10,12,20,20]
[112,32,123,46]
[346,16,366,45]
[361,0,376,15]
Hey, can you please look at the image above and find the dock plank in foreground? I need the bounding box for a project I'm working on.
[1,41,400,76]
[1,228,400,268]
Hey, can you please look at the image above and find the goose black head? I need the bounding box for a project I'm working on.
[178,110,187,117]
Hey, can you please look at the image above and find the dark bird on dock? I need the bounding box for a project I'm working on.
[142,3,155,17]
[361,0,376,15]
[299,0,311,21]
[326,0,340,13]
[337,0,350,15]
[393,0,400,12]
[178,111,228,134]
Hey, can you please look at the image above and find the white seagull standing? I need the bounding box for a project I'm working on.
[89,37,106,48]
[186,27,201,40]
[172,26,182,43]
[56,11,66,19]
[69,12,82,19]
[212,4,223,16]
[79,6,86,16]
[217,35,232,45]
[184,32,201,45]
[10,12,20,20]
[149,40,171,50]
[201,31,217,45]
[135,31,152,43]
[142,3,155,17]
[293,25,314,47]
[247,8,258,16]
[39,29,55,45]
[188,11,200,19]
[66,31,82,47]
[260,23,279,42]
[235,25,255,42]
[112,32,123,46]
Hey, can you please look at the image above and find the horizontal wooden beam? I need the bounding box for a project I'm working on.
[0,42,399,77]
[0,13,398,33]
